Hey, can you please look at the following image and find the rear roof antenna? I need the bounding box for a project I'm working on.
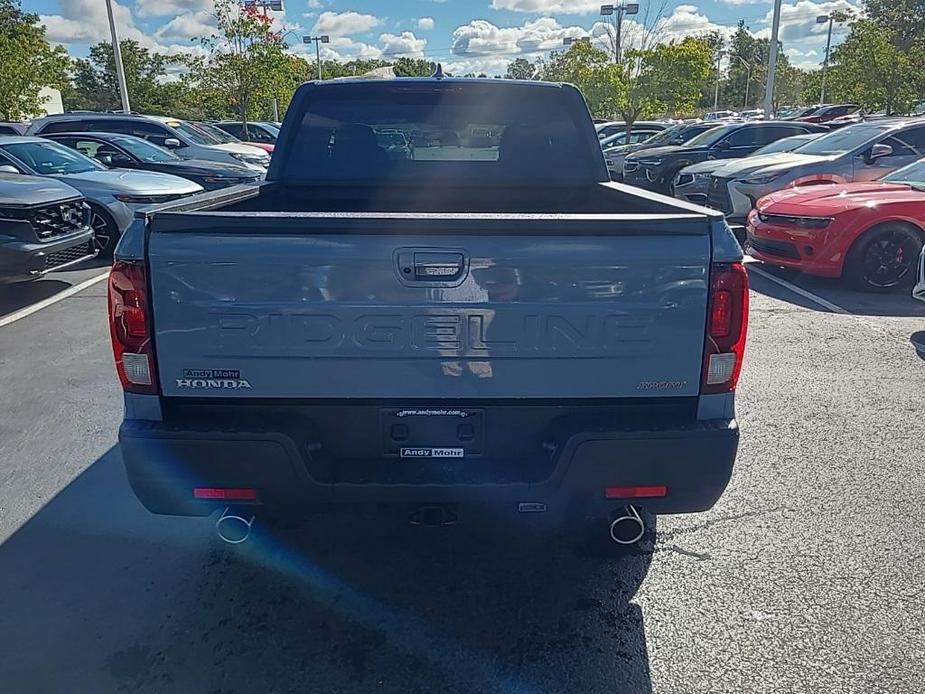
[432,63,445,79]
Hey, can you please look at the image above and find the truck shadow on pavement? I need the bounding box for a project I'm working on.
[0,447,655,694]
[747,263,925,318]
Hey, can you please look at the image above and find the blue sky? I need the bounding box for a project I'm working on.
[30,0,862,74]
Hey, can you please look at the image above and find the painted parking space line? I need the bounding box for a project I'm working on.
[747,264,850,315]
[0,272,110,329]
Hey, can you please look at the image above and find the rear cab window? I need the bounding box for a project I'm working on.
[277,80,604,186]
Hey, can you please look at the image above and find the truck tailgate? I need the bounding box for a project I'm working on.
[147,213,710,400]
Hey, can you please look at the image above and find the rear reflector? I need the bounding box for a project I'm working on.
[706,352,736,385]
[605,485,668,499]
[193,488,259,501]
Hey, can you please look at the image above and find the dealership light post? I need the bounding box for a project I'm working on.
[817,13,836,104]
[763,0,782,117]
[599,2,639,65]
[733,55,751,109]
[104,0,131,112]
[303,35,330,80]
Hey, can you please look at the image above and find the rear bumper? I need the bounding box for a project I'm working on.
[119,417,739,518]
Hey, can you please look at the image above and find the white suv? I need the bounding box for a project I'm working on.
[29,113,269,171]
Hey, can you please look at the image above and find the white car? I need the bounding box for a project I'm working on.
[28,113,270,172]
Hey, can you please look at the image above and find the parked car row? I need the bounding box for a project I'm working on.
[0,112,273,282]
[603,111,925,292]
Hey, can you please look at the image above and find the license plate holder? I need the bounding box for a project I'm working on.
[380,408,484,459]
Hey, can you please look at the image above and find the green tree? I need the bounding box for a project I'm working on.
[505,58,535,80]
[392,58,436,77]
[195,0,289,128]
[68,40,192,114]
[538,41,621,119]
[865,0,925,51]
[827,18,921,114]
[722,22,766,111]
[0,0,68,120]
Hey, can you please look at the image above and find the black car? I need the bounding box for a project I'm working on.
[622,121,829,193]
[603,121,722,181]
[42,132,261,191]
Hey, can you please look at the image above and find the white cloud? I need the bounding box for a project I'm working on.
[311,10,381,37]
[490,0,599,14]
[417,17,435,31]
[752,0,860,43]
[718,0,770,4]
[380,31,427,58]
[155,11,216,42]
[135,0,211,18]
[308,0,323,7]
[451,18,585,57]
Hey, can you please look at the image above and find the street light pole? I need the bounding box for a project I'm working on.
[733,55,751,109]
[302,35,330,80]
[599,3,638,65]
[104,0,130,112]
[763,0,782,117]
[817,14,835,103]
[713,49,722,111]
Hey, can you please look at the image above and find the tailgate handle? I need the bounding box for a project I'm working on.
[411,252,465,280]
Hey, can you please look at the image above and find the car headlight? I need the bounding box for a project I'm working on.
[739,172,783,185]
[675,173,694,187]
[114,193,180,204]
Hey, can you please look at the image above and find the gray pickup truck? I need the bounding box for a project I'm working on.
[109,78,747,545]
[0,173,95,283]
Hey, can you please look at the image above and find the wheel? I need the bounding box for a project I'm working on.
[844,223,923,292]
[89,205,120,258]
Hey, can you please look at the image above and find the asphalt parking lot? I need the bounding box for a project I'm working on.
[1,260,924,693]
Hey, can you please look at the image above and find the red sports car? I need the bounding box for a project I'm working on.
[746,158,925,291]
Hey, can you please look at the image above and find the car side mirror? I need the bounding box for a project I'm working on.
[0,164,19,174]
[714,140,732,151]
[163,138,181,148]
[866,142,893,163]
[669,137,684,145]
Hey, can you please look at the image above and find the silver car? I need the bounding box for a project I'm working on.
[672,133,822,205]
[0,136,202,255]
[708,119,925,223]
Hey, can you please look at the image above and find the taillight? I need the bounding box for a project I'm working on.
[108,261,159,395]
[702,262,749,394]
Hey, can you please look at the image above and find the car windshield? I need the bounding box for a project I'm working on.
[794,125,889,155]
[751,134,818,156]
[684,123,739,147]
[1,140,104,174]
[166,119,222,145]
[195,123,239,144]
[642,125,682,145]
[110,135,179,162]
[881,159,925,188]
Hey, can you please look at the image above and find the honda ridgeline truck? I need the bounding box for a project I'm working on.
[109,78,747,544]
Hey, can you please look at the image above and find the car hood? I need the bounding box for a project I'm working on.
[208,142,268,157]
[155,159,257,178]
[714,152,833,178]
[53,169,203,194]
[0,173,82,206]
[626,144,698,160]
[758,182,925,215]
[680,159,727,175]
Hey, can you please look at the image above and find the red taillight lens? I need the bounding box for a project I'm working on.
[108,261,159,395]
[702,262,749,394]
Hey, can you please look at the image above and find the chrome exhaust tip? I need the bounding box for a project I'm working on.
[609,505,645,545]
[216,507,255,544]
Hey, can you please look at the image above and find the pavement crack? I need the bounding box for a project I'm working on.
[657,507,785,542]
[657,544,712,561]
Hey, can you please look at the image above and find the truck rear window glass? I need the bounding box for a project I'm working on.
[278,81,601,185]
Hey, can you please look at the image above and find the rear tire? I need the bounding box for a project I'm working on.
[844,223,923,292]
